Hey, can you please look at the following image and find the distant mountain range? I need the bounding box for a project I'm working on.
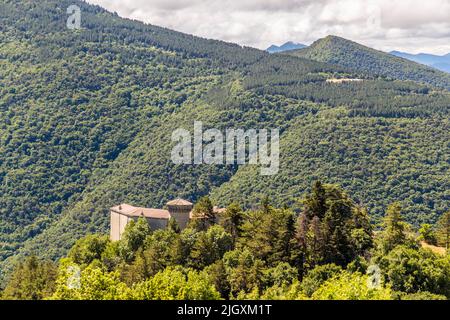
[268,40,450,74]
[284,35,450,89]
[390,51,450,73]
[266,41,307,53]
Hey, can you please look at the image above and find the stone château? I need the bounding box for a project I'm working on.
[110,198,224,241]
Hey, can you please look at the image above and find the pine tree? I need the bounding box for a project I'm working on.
[189,226,233,270]
[303,181,327,220]
[2,255,57,300]
[308,215,325,267]
[296,182,373,272]
[204,260,230,298]
[192,196,216,230]
[380,202,407,253]
[121,249,148,286]
[220,202,244,245]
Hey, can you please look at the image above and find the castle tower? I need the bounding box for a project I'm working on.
[167,198,193,229]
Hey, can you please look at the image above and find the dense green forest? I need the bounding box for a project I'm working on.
[1,183,449,300]
[0,0,449,292]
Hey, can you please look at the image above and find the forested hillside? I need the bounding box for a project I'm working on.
[286,35,450,90]
[0,0,449,285]
[2,186,449,300]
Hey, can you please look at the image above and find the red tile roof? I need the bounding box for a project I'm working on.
[111,204,170,219]
[111,200,225,220]
[166,198,193,206]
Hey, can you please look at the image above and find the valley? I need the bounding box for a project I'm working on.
[0,0,449,299]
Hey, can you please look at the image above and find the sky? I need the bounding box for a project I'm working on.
[86,0,450,55]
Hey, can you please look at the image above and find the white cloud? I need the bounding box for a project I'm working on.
[86,0,450,54]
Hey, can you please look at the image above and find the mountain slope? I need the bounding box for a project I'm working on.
[0,0,449,282]
[0,0,342,273]
[286,36,450,89]
[0,0,265,274]
[390,51,450,73]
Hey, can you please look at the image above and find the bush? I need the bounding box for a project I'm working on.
[68,235,110,266]
[311,271,392,300]
[300,264,342,297]
[377,245,450,298]
[131,266,221,300]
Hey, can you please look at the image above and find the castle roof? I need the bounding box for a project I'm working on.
[166,198,193,206]
[110,204,170,219]
[111,200,225,220]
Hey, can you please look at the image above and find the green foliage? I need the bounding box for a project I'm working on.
[436,211,450,249]
[118,217,151,261]
[311,271,393,300]
[300,264,342,297]
[257,281,307,300]
[1,1,449,298]
[264,262,298,288]
[223,249,266,297]
[191,196,216,230]
[219,202,244,244]
[287,35,450,90]
[212,115,450,227]
[376,245,450,298]
[51,259,131,300]
[3,189,448,300]
[167,218,181,234]
[1,0,449,278]
[172,228,200,266]
[68,234,110,266]
[254,269,393,300]
[189,225,233,269]
[418,224,437,245]
[100,241,122,271]
[2,255,57,300]
[296,182,373,270]
[239,206,296,266]
[51,260,220,300]
[131,266,221,300]
[379,203,410,253]
[204,260,231,299]
[396,291,447,300]
[346,255,369,274]
[127,229,179,282]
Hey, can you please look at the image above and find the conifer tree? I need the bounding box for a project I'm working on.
[296,182,373,272]
[220,202,244,245]
[380,202,407,253]
[192,196,216,230]
[2,255,57,300]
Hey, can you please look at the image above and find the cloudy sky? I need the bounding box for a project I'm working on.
[86,0,450,55]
